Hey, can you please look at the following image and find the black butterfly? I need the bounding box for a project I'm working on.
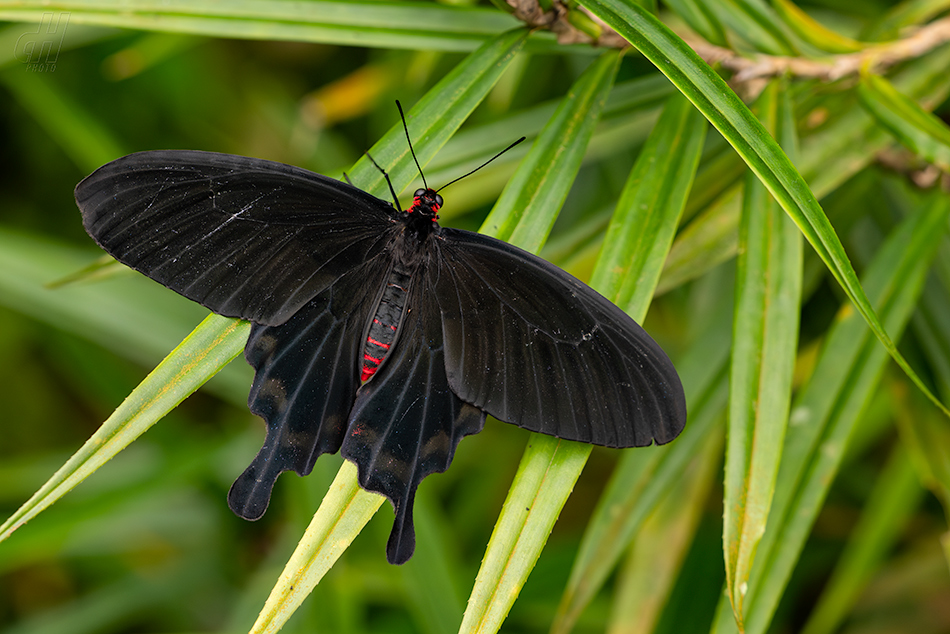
[75,129,686,565]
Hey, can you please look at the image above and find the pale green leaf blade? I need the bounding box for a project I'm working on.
[704,0,799,54]
[859,72,950,172]
[0,0,520,52]
[551,270,735,634]
[657,42,950,294]
[460,436,593,634]
[772,0,864,53]
[799,444,924,634]
[712,193,950,634]
[248,462,385,634]
[663,0,729,46]
[348,27,529,200]
[481,49,623,248]
[723,80,802,624]
[458,49,622,634]
[589,90,707,317]
[607,424,723,634]
[0,314,249,542]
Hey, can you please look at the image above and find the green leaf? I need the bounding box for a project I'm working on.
[589,91,707,316]
[458,50,622,634]
[859,72,950,172]
[860,0,950,41]
[0,314,249,543]
[723,80,802,625]
[579,0,950,418]
[552,267,735,634]
[247,462,385,634]
[704,0,799,54]
[0,0,521,53]
[771,0,864,53]
[664,0,729,46]
[713,192,950,634]
[481,49,622,249]
[607,425,723,634]
[658,42,950,293]
[348,27,529,200]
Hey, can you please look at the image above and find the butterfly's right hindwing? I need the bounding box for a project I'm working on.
[228,258,393,520]
[75,150,396,326]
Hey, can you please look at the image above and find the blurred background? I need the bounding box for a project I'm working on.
[0,1,949,634]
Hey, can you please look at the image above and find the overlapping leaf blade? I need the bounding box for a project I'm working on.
[579,0,949,418]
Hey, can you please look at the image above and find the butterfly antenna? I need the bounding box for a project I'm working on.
[436,136,526,193]
[396,100,428,191]
[364,152,403,212]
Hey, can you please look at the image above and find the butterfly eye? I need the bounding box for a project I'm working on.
[414,188,426,198]
[434,194,443,207]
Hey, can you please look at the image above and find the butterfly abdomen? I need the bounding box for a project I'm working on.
[361,266,413,382]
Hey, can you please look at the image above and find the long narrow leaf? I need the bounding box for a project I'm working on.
[248,462,385,634]
[0,314,249,542]
[0,0,520,52]
[552,267,735,634]
[589,91,707,315]
[799,444,924,634]
[607,425,723,634]
[859,72,950,172]
[482,49,623,249]
[723,80,802,625]
[579,0,949,418]
[458,50,622,634]
[658,42,950,294]
[712,193,950,634]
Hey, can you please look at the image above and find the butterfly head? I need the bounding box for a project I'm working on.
[407,188,442,222]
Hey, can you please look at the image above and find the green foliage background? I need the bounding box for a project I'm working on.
[0,1,949,633]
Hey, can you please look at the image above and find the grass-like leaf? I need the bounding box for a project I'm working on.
[589,91,707,315]
[799,444,924,634]
[712,192,950,634]
[771,0,864,53]
[859,72,950,172]
[0,313,249,542]
[723,80,802,625]
[0,0,520,52]
[459,49,621,634]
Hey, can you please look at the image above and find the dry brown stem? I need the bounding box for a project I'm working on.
[506,1,950,84]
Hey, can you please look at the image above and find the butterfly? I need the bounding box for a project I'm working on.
[74,115,686,564]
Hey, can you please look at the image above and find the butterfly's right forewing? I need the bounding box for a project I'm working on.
[431,229,686,449]
[75,150,396,326]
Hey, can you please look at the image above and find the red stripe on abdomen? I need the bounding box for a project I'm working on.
[360,266,412,383]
